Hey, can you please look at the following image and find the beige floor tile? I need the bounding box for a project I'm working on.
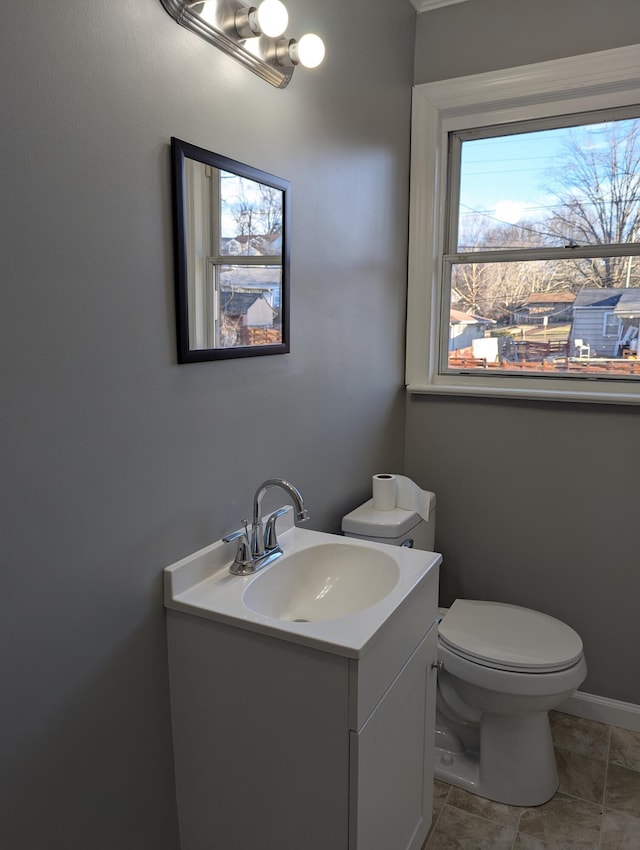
[606,762,640,818]
[513,834,554,849]
[518,793,602,849]
[609,726,640,771]
[555,746,606,804]
[549,711,610,760]
[424,805,515,850]
[600,810,640,850]
[433,779,451,819]
[424,781,453,848]
[426,717,640,849]
[446,784,522,827]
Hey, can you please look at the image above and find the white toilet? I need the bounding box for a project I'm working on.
[342,476,587,807]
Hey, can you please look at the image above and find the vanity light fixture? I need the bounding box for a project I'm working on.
[158,0,325,88]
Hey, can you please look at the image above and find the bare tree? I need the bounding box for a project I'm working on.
[545,118,640,287]
[455,217,566,321]
[257,185,282,236]
[230,197,257,239]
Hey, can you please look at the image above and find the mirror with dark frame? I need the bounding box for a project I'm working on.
[171,137,290,362]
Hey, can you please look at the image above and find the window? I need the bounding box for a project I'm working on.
[445,109,640,378]
[603,312,621,338]
[406,44,640,404]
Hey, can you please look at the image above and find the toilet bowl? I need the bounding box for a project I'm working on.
[435,599,586,805]
[342,477,587,807]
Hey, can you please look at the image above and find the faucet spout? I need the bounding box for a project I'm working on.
[251,478,309,558]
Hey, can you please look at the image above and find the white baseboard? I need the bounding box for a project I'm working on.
[557,690,640,732]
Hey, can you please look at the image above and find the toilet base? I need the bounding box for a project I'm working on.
[434,711,559,807]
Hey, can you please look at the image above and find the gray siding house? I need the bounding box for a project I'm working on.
[614,289,640,354]
[448,308,494,352]
[570,288,640,357]
[569,288,625,357]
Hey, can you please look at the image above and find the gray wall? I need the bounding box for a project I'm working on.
[408,0,640,705]
[415,0,640,83]
[0,1,415,847]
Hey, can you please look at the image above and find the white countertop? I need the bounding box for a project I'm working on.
[164,518,441,659]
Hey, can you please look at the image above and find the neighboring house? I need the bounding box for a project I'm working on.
[569,288,628,357]
[613,289,640,353]
[449,308,495,352]
[221,233,281,256]
[221,237,244,255]
[221,265,283,307]
[220,288,277,328]
[514,292,575,324]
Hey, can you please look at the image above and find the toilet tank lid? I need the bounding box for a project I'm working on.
[439,600,584,672]
[341,500,427,538]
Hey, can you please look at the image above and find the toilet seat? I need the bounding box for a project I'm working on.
[439,599,583,673]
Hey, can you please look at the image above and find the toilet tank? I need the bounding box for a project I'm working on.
[342,499,436,550]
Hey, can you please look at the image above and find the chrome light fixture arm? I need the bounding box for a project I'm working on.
[158,0,324,89]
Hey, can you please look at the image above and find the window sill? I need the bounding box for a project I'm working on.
[406,377,640,406]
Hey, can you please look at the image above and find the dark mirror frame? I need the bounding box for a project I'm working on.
[171,137,291,363]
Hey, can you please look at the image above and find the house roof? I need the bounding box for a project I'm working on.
[524,292,575,305]
[449,308,494,325]
[573,288,624,309]
[221,290,274,316]
[221,233,281,256]
[613,288,640,316]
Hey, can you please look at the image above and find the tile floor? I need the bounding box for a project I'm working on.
[423,711,640,849]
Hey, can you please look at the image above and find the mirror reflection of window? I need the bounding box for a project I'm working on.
[172,138,290,362]
[183,163,284,351]
[212,264,283,349]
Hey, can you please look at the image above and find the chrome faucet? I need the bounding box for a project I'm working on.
[224,479,309,576]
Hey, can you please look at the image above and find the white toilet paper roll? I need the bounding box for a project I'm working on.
[372,474,397,511]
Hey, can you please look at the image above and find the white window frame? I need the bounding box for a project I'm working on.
[603,312,621,338]
[406,44,640,405]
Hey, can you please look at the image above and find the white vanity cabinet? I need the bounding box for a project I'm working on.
[166,552,439,850]
[350,625,438,850]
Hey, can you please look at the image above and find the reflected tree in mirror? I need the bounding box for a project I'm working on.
[171,138,290,362]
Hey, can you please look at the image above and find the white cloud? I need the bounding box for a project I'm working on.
[494,200,525,225]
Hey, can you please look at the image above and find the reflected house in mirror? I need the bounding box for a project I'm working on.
[170,137,290,362]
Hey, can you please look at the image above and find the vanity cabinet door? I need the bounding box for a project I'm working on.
[349,623,437,850]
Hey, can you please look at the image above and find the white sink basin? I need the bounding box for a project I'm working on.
[242,543,399,622]
[164,512,441,658]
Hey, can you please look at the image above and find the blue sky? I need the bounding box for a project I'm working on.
[459,130,564,226]
[457,118,637,240]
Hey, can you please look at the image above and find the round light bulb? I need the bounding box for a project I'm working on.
[294,33,325,69]
[256,0,288,38]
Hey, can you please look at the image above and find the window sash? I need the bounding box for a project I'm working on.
[445,105,640,257]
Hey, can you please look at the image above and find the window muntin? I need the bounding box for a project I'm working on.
[443,108,640,382]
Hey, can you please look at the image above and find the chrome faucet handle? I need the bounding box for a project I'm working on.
[264,506,291,553]
[223,520,254,575]
[222,521,249,545]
